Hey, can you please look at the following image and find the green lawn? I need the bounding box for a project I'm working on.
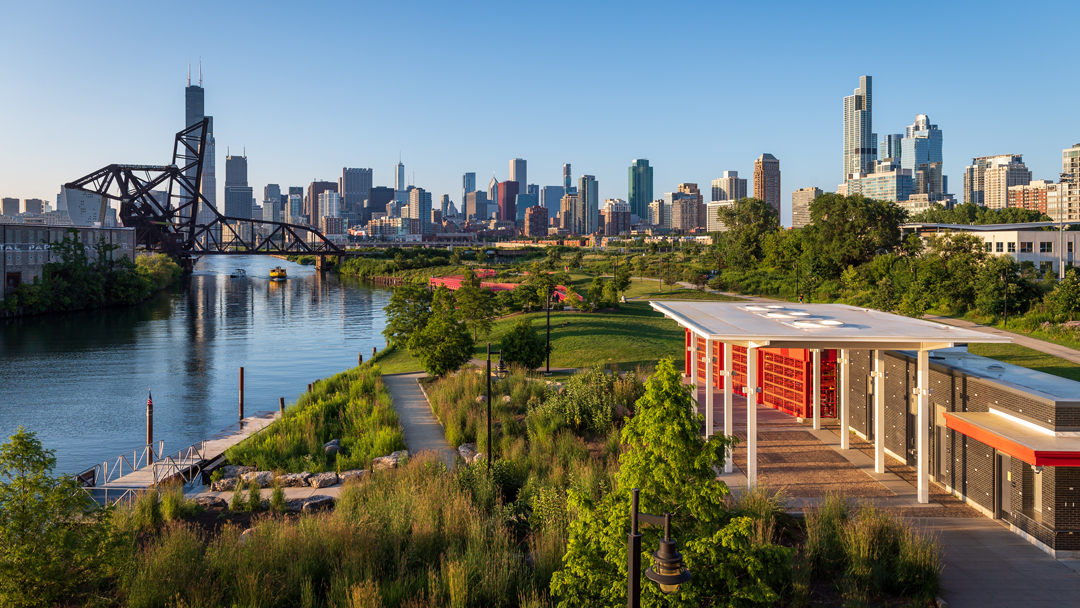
[372,301,686,374]
[967,343,1080,382]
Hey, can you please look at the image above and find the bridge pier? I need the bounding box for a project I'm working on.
[179,257,196,275]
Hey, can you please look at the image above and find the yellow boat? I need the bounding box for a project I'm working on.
[270,266,287,281]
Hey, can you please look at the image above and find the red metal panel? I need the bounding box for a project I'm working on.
[944,413,1080,467]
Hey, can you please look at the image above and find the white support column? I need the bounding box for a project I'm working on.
[916,349,930,504]
[723,342,733,473]
[705,339,714,438]
[874,349,885,474]
[812,349,822,430]
[747,346,758,486]
[690,334,699,415]
[840,349,850,450]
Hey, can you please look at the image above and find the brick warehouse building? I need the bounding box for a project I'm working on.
[653,301,1080,558]
[2,224,136,301]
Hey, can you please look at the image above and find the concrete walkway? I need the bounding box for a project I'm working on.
[924,313,1080,365]
[383,372,457,470]
[913,517,1080,608]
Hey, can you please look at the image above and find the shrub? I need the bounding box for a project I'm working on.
[526,364,642,435]
[500,318,548,370]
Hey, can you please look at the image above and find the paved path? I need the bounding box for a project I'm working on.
[924,313,1080,364]
[383,372,457,470]
[913,517,1080,608]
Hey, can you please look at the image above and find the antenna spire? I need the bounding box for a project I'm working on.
[198,58,202,86]
[187,60,191,86]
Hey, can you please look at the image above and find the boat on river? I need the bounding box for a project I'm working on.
[270,266,287,281]
[229,268,247,278]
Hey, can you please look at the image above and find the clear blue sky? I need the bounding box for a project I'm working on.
[2,0,1077,226]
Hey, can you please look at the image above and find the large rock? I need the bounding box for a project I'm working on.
[277,472,311,488]
[325,444,342,458]
[240,471,274,488]
[475,395,486,404]
[372,450,410,472]
[302,495,335,513]
[238,528,256,546]
[210,477,238,492]
[324,439,341,448]
[339,469,366,484]
[221,465,255,479]
[458,443,477,464]
[285,499,306,513]
[308,471,339,489]
[193,495,228,510]
[473,452,486,464]
[501,395,512,404]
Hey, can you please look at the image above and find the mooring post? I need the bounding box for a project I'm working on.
[146,389,153,449]
[239,367,245,423]
[279,397,285,415]
[372,346,377,358]
[308,383,313,393]
[358,352,363,365]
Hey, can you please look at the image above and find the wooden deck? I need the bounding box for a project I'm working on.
[87,411,279,503]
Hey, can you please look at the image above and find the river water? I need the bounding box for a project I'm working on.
[0,255,391,475]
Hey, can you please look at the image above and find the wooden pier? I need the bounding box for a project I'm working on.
[368,275,404,286]
[83,411,279,503]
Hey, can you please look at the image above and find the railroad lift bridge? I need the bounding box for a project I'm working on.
[65,118,344,273]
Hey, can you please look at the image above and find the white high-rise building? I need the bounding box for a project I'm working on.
[510,159,526,192]
[791,187,822,229]
[843,75,877,182]
[319,190,342,219]
[711,171,747,202]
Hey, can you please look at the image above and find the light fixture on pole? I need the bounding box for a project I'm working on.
[627,488,691,608]
[485,342,507,472]
[545,285,553,375]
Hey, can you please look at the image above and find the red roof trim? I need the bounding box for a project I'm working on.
[944,412,1080,467]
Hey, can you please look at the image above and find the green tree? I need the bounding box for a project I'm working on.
[715,197,779,270]
[0,428,115,608]
[499,318,547,370]
[407,286,474,376]
[476,248,488,264]
[922,232,987,313]
[614,260,632,293]
[570,250,584,269]
[454,268,497,340]
[551,360,790,607]
[546,247,563,270]
[382,282,433,347]
[633,255,649,281]
[803,193,907,278]
[1049,269,1080,320]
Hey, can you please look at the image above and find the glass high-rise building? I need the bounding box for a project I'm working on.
[628,159,653,220]
[563,164,572,190]
[901,115,945,199]
[541,186,564,218]
[462,172,476,210]
[184,64,215,221]
[579,175,599,234]
[843,75,877,181]
[880,134,903,163]
[510,159,526,192]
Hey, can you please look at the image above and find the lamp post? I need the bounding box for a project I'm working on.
[545,285,553,375]
[1002,267,1009,329]
[485,342,507,472]
[627,488,691,608]
[1062,172,1077,280]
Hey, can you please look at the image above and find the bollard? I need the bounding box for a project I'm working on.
[279,397,285,415]
[146,389,153,447]
[358,352,363,365]
[239,367,245,422]
[372,346,377,358]
[308,383,313,393]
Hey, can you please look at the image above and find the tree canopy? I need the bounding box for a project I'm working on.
[910,202,1050,225]
[406,285,474,376]
[382,282,434,347]
[715,197,779,270]
[803,193,907,278]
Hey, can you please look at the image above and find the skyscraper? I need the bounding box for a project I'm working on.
[488,175,499,203]
[340,168,372,214]
[462,172,476,209]
[184,63,216,219]
[394,161,407,204]
[880,134,903,162]
[711,171,747,202]
[560,193,580,234]
[541,186,564,217]
[678,183,704,229]
[497,181,519,223]
[305,181,337,229]
[510,158,526,192]
[1060,143,1080,221]
[263,184,281,223]
[408,188,433,234]
[579,175,599,234]
[964,155,1028,207]
[440,194,451,217]
[754,154,781,217]
[791,187,822,229]
[1,198,19,216]
[465,191,489,220]
[843,75,877,181]
[628,159,653,221]
[901,115,945,199]
[563,164,572,191]
[223,152,251,219]
[320,190,342,219]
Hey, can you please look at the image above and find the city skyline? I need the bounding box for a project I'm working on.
[2,1,1078,228]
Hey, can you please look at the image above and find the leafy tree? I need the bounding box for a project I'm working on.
[603,280,620,306]
[570,250,584,269]
[922,232,987,313]
[633,255,649,280]
[588,277,609,308]
[803,193,907,278]
[0,427,116,608]
[454,269,497,340]
[476,248,488,264]
[382,282,433,347]
[407,285,474,376]
[494,288,521,314]
[551,359,790,607]
[910,202,1049,225]
[546,247,563,270]
[1049,269,1080,320]
[715,197,779,270]
[499,318,547,370]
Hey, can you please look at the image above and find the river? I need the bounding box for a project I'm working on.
[0,255,391,475]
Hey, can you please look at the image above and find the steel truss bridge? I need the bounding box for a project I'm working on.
[65,119,342,270]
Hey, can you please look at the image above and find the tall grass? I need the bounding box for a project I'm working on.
[121,453,542,608]
[803,496,941,603]
[225,366,405,473]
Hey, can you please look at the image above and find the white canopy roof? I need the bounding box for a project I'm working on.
[649,301,1011,351]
